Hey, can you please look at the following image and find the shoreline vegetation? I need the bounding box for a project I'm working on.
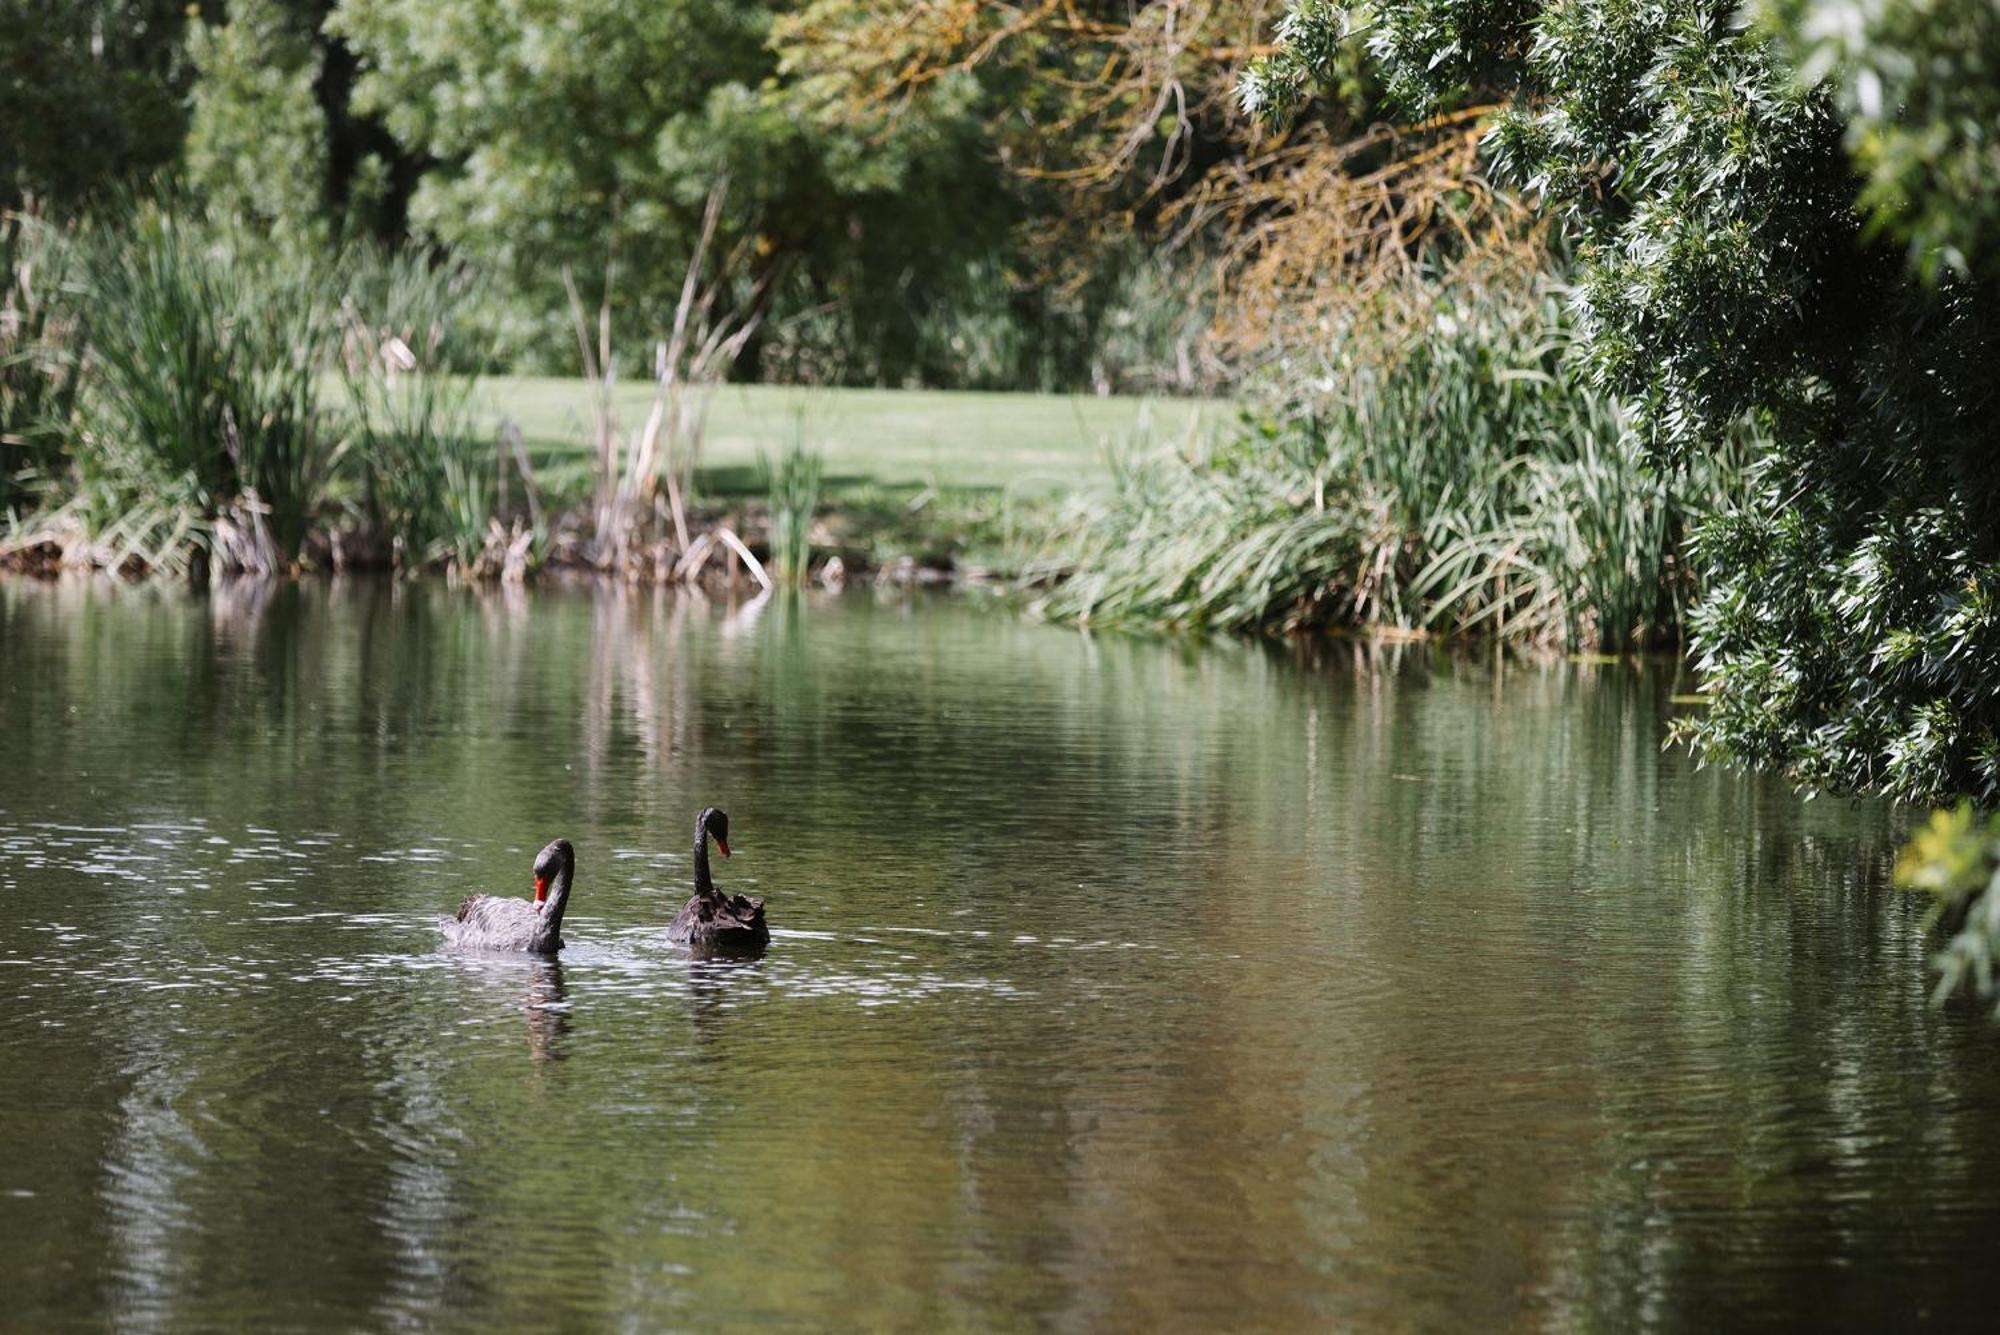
[0,202,1749,651]
[0,202,1208,593]
[1024,276,1758,651]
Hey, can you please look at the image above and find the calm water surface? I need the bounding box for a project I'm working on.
[1,577,1996,1331]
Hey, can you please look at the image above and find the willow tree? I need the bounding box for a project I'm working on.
[1253,0,2000,806]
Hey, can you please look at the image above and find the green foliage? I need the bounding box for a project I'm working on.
[760,431,822,582]
[1,211,83,512]
[184,0,331,245]
[330,0,1015,382]
[322,0,1213,392]
[1894,805,2000,1009]
[5,0,1232,396]
[1037,280,1742,645]
[1257,0,2000,806]
[1761,0,2000,283]
[78,201,346,566]
[758,247,1217,395]
[1246,0,1534,124]
[0,1,195,209]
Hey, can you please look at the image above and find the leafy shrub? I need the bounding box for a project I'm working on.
[1,209,83,513]
[1895,805,2000,1009]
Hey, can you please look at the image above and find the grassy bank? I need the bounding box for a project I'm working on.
[1,202,1223,583]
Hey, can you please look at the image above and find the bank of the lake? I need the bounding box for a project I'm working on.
[4,381,1223,584]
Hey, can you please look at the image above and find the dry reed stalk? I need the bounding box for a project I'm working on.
[566,180,780,567]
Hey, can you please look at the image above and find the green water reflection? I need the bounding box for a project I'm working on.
[0,577,1994,1330]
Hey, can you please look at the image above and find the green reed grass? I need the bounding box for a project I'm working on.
[6,201,496,576]
[1032,281,1756,649]
[340,246,490,567]
[77,200,344,568]
[760,431,823,582]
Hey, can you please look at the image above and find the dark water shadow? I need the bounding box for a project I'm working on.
[524,957,571,1065]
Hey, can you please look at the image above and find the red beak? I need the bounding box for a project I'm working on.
[533,874,549,903]
[715,838,731,859]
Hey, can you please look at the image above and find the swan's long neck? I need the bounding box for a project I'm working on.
[532,856,574,950]
[694,829,717,900]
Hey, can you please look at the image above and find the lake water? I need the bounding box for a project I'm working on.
[2,577,1996,1330]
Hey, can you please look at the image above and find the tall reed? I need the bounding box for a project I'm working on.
[761,432,823,582]
[340,246,489,567]
[78,201,343,570]
[565,180,775,563]
[1033,279,1754,648]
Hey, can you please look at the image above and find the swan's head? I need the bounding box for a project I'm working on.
[533,838,573,903]
[698,806,731,859]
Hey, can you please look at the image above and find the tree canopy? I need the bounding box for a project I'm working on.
[0,0,199,209]
[328,0,1027,379]
[1763,0,2000,283]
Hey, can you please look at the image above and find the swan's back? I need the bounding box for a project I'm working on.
[668,891,768,949]
[440,894,551,953]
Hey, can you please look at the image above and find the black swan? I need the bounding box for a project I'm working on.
[441,838,575,955]
[668,807,768,952]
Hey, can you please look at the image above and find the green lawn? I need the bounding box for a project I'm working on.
[474,377,1225,500]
